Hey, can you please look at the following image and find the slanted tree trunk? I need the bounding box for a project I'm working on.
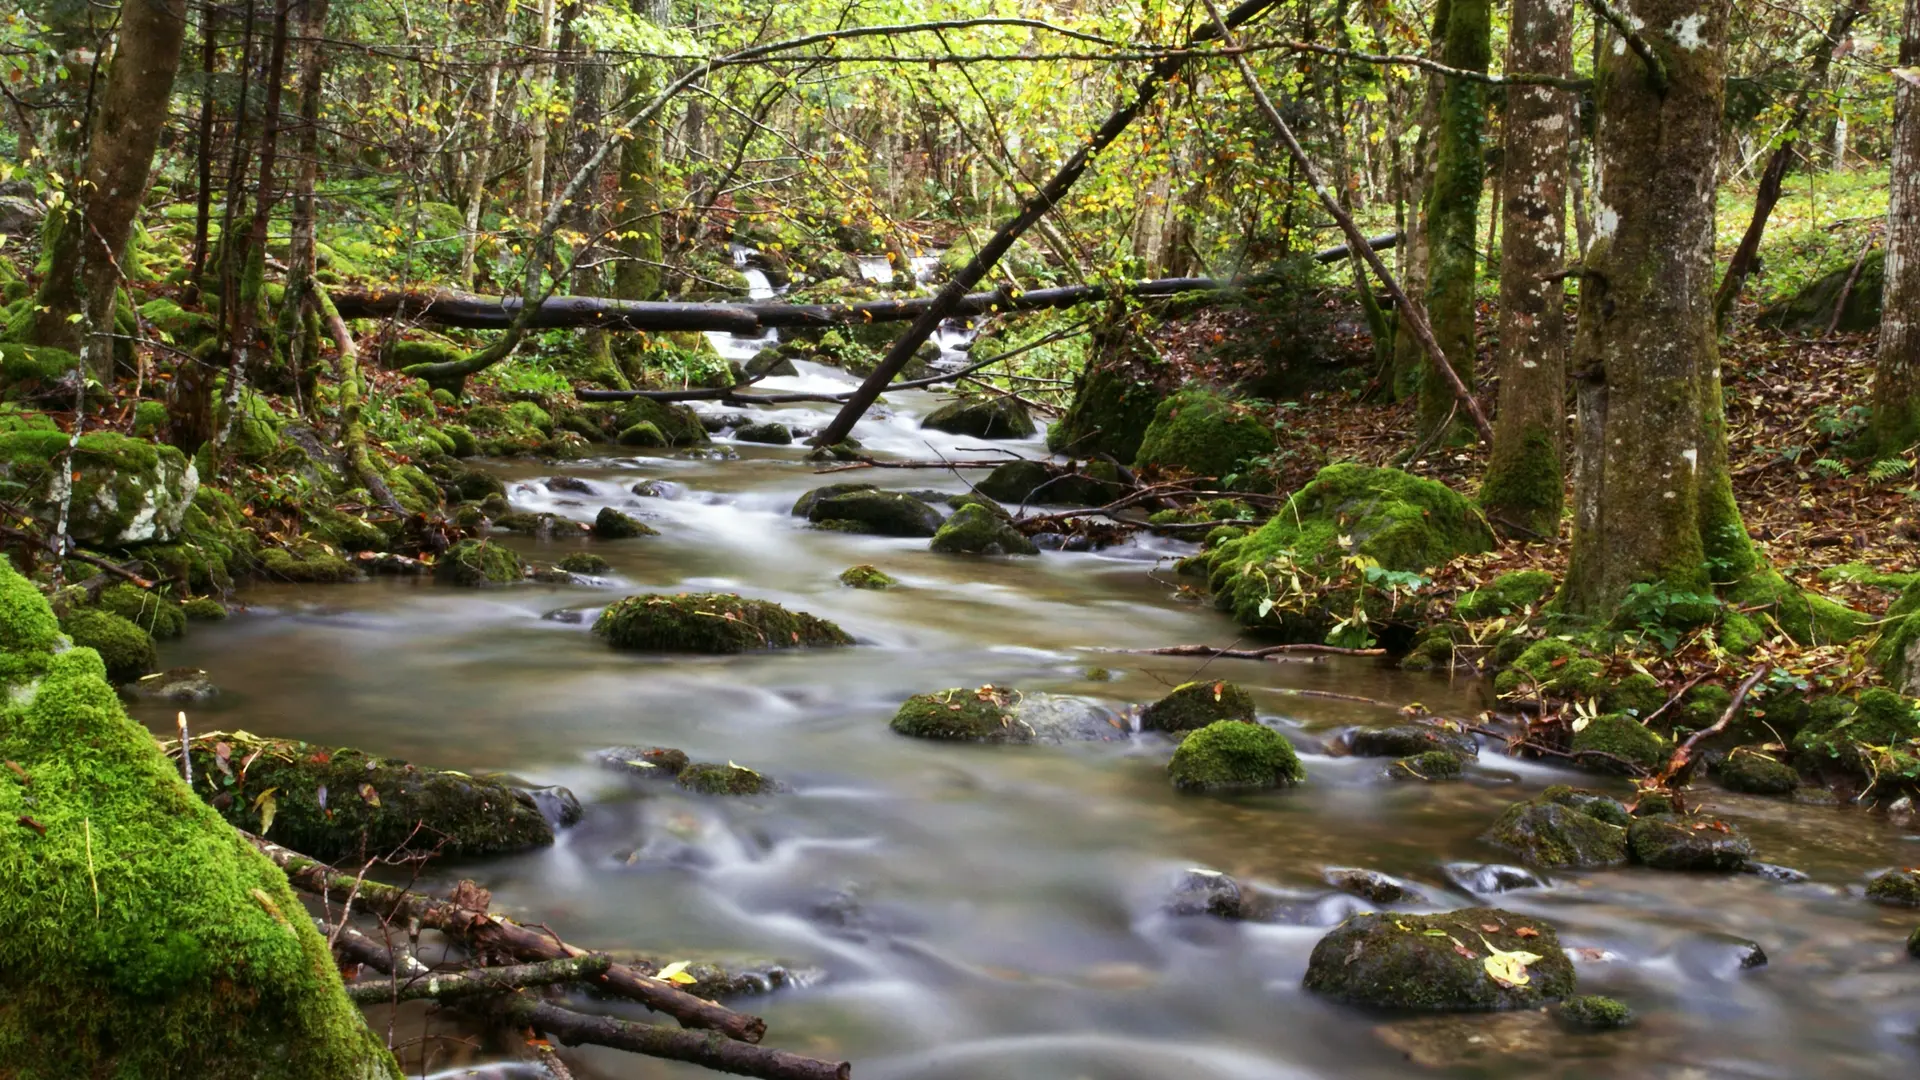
[1562,0,1750,615]
[1413,0,1492,443]
[24,0,191,379]
[1710,0,1870,327]
[1870,0,1920,452]
[1480,0,1573,537]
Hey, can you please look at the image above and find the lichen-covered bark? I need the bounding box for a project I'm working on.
[1388,0,1450,401]
[24,0,190,379]
[1562,0,1742,615]
[1481,0,1574,537]
[1871,0,1920,452]
[1413,0,1491,441]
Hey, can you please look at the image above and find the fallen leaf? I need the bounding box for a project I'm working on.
[655,960,699,985]
[1515,927,1539,939]
[358,782,380,807]
[16,814,45,836]
[253,787,279,835]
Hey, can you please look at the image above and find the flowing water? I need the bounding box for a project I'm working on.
[133,362,1920,1078]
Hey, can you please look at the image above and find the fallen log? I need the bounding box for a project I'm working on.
[343,953,613,1006]
[244,830,766,1043]
[483,997,851,1080]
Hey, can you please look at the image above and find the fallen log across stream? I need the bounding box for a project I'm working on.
[329,234,1396,335]
[244,831,853,1078]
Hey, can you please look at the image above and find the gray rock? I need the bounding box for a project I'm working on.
[521,785,583,828]
[125,667,219,704]
[1325,867,1423,905]
[1345,724,1479,759]
[1443,863,1546,895]
[734,422,793,445]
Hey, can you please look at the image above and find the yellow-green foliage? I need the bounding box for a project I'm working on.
[0,562,399,1078]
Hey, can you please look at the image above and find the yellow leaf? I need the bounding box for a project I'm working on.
[656,960,698,985]
[1477,934,1542,988]
[253,787,278,836]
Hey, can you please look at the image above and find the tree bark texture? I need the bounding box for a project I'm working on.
[1562,0,1748,615]
[1480,0,1573,537]
[1387,0,1450,401]
[1871,0,1920,452]
[1414,0,1492,442]
[26,0,191,377]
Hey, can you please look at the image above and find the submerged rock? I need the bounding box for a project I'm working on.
[1444,863,1546,895]
[1866,868,1920,907]
[1325,867,1422,905]
[1626,815,1754,871]
[593,745,690,777]
[1167,721,1304,792]
[1165,868,1255,919]
[181,732,554,862]
[593,593,853,654]
[1387,750,1466,781]
[929,503,1038,555]
[920,397,1035,439]
[1557,995,1635,1031]
[558,552,613,575]
[1139,680,1257,733]
[592,506,657,539]
[677,761,780,796]
[839,564,896,589]
[433,538,526,586]
[125,667,219,704]
[1304,907,1576,1011]
[889,686,1117,743]
[1346,724,1479,759]
[1483,789,1629,869]
[806,489,944,537]
[734,421,793,445]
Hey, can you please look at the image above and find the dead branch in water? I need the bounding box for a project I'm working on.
[343,953,613,1006]
[1129,642,1387,659]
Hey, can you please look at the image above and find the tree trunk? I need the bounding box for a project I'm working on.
[1562,0,1748,616]
[1413,0,1492,444]
[613,68,664,303]
[1387,0,1449,401]
[457,10,506,289]
[1870,0,1920,453]
[1480,0,1573,538]
[25,0,191,378]
[280,0,329,395]
[1710,0,1869,326]
[221,0,290,430]
[525,0,557,217]
[189,5,221,300]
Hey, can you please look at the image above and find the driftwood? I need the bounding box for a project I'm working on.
[1654,667,1767,788]
[1130,643,1388,659]
[481,996,851,1080]
[343,953,613,1006]
[244,831,766,1043]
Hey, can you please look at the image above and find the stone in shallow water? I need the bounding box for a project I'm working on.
[1742,861,1810,884]
[125,666,219,704]
[1444,863,1546,895]
[1345,723,1478,759]
[1304,907,1577,1011]
[889,688,1122,744]
[1324,867,1423,905]
[1866,868,1920,907]
[1626,815,1754,871]
[1674,933,1768,979]
[592,745,689,777]
[521,785,583,828]
[1483,793,1629,869]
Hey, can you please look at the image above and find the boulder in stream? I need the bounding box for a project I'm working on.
[1324,867,1423,905]
[1483,788,1629,869]
[734,421,793,445]
[126,666,220,704]
[1139,680,1257,733]
[558,552,613,575]
[1303,907,1576,1011]
[1167,720,1304,792]
[0,563,401,1078]
[593,745,690,777]
[592,506,657,539]
[920,396,1036,439]
[677,761,781,796]
[930,503,1038,555]
[1387,750,1466,781]
[889,687,1121,743]
[594,592,854,653]
[1714,747,1799,795]
[1626,814,1754,871]
[839,564,896,589]
[806,488,945,537]
[433,538,526,586]
[1866,868,1920,907]
[1557,995,1635,1031]
[1133,387,1275,479]
[1345,723,1478,759]
[180,732,555,862]
[974,458,1125,507]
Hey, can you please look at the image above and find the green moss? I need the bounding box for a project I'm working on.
[1140,681,1257,733]
[558,552,613,575]
[1133,387,1275,477]
[840,564,896,589]
[434,539,525,587]
[444,423,479,457]
[920,397,1036,439]
[1047,326,1163,461]
[930,503,1039,555]
[676,761,778,795]
[1304,908,1576,1011]
[1627,815,1754,871]
[94,582,186,640]
[618,420,667,447]
[181,597,228,621]
[890,687,1023,741]
[1717,748,1798,795]
[593,507,657,539]
[1793,688,1920,777]
[0,564,399,1078]
[594,592,853,653]
[974,459,1124,506]
[1571,713,1669,772]
[1387,750,1466,781]
[1559,995,1635,1031]
[612,398,707,446]
[0,430,197,546]
[1206,464,1494,638]
[1908,926,1920,958]
[1604,672,1666,717]
[58,609,158,684]
[0,341,80,389]
[806,489,944,537]
[1167,720,1304,791]
[1726,569,1869,646]
[259,542,356,583]
[388,339,465,371]
[1455,570,1555,620]
[1719,611,1764,654]
[1483,792,1629,868]
[1677,684,1733,732]
[131,399,170,439]
[1867,869,1920,907]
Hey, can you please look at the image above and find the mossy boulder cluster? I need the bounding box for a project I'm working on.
[1167,720,1304,792]
[433,538,526,586]
[594,592,853,653]
[1303,907,1576,1011]
[0,562,400,1077]
[930,503,1038,555]
[889,687,1120,743]
[1139,680,1257,733]
[1485,786,1758,873]
[180,732,555,862]
[1206,464,1494,640]
[0,429,198,545]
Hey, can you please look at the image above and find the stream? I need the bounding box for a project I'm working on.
[129,359,1920,1079]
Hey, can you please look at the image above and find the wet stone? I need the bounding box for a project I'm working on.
[125,666,219,704]
[1743,861,1811,884]
[1674,933,1769,979]
[1303,907,1577,1011]
[521,785,583,828]
[1444,863,1546,895]
[1627,815,1755,872]
[1345,723,1478,759]
[631,479,683,498]
[593,745,690,778]
[547,475,596,494]
[1324,867,1422,905]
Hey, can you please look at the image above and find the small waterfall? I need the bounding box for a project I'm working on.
[855,255,894,283]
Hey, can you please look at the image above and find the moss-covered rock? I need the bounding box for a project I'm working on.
[734,421,793,444]
[1167,720,1304,792]
[0,429,198,545]
[433,539,525,587]
[1866,868,1920,907]
[1047,325,1163,461]
[93,582,186,640]
[182,596,228,621]
[889,687,1118,743]
[180,732,553,862]
[1388,750,1467,781]
[593,506,657,539]
[676,761,779,796]
[1347,724,1478,759]
[1206,464,1494,638]
[1716,748,1798,795]
[839,564,896,589]
[1139,680,1257,733]
[0,563,401,1078]
[558,552,613,575]
[131,399,170,439]
[1303,908,1576,1011]
[1907,926,1920,958]
[1792,688,1920,779]
[594,592,853,653]
[805,488,944,537]
[1757,249,1883,333]
[1571,713,1670,773]
[1453,570,1556,620]
[929,503,1039,555]
[58,608,158,684]
[1483,790,1629,869]
[1627,815,1754,871]
[1558,995,1635,1031]
[920,396,1036,439]
[973,458,1125,507]
[259,541,357,583]
[1133,387,1275,477]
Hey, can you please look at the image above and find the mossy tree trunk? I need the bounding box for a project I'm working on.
[1387,0,1448,401]
[1413,0,1491,443]
[1562,0,1755,616]
[1870,0,1920,453]
[23,0,190,379]
[1480,0,1573,537]
[614,66,665,305]
[279,0,330,400]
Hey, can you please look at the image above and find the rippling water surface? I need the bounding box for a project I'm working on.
[133,360,1920,1078]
